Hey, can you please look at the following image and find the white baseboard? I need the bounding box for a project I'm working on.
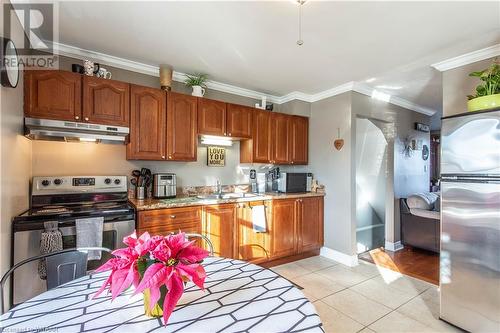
[385,241,404,252]
[320,247,359,267]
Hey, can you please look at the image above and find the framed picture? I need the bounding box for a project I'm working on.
[207,146,225,167]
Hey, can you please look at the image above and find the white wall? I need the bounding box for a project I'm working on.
[309,92,354,255]
[0,0,32,306]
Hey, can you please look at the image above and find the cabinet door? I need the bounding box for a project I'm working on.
[254,111,272,163]
[203,204,236,258]
[82,76,130,126]
[24,70,82,121]
[237,202,271,264]
[298,197,324,252]
[271,199,297,258]
[271,113,291,164]
[198,98,226,136]
[127,85,166,160]
[226,103,253,138]
[167,92,198,161]
[290,116,308,165]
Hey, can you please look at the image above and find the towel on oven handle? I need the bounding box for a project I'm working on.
[38,221,63,280]
[76,217,104,260]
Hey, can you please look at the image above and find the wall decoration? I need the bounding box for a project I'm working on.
[422,144,429,160]
[207,146,225,167]
[333,128,344,151]
[0,37,19,88]
[415,122,430,132]
[402,137,414,157]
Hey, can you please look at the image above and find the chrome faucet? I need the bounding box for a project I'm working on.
[215,179,223,198]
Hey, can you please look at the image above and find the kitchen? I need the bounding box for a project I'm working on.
[1,1,499,332]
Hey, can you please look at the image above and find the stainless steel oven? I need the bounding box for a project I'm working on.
[11,176,135,305]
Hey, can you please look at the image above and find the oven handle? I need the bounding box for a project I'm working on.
[59,221,131,237]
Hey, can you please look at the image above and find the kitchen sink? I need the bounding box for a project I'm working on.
[196,193,262,200]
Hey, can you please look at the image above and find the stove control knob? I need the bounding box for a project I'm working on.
[41,179,50,187]
[54,178,62,185]
[104,178,112,185]
[114,179,121,185]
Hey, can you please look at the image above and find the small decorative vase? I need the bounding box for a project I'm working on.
[467,94,500,112]
[159,64,173,91]
[191,85,206,97]
[143,289,163,318]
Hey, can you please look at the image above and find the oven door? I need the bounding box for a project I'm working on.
[12,219,135,305]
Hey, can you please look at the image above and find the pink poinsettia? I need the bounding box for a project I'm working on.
[94,231,209,325]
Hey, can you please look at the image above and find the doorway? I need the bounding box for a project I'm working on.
[355,118,388,254]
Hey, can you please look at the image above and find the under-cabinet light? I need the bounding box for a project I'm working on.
[200,136,233,147]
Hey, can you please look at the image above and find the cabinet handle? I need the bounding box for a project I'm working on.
[170,215,176,219]
[84,117,89,121]
[228,133,232,137]
[75,116,79,120]
[168,155,172,159]
[162,155,165,159]
[291,161,294,164]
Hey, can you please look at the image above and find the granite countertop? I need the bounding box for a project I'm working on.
[129,192,325,211]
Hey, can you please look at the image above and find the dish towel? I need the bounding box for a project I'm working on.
[76,217,104,260]
[252,205,267,233]
[38,221,63,280]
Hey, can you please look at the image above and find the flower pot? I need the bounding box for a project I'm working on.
[191,85,206,97]
[143,289,163,318]
[467,94,500,112]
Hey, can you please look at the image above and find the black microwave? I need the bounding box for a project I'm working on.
[272,173,312,193]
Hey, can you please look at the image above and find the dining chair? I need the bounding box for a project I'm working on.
[0,247,112,314]
[184,233,214,256]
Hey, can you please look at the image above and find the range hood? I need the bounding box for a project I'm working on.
[24,118,129,144]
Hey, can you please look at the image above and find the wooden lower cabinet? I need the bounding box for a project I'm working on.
[202,204,236,258]
[236,201,271,264]
[136,196,323,263]
[270,199,297,258]
[297,197,324,252]
[137,206,202,245]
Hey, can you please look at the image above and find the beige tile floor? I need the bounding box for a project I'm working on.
[271,256,461,333]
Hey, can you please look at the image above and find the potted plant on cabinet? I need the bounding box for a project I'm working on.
[184,73,208,97]
[467,58,500,112]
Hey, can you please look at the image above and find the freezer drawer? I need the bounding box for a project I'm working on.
[440,180,500,332]
[441,110,500,175]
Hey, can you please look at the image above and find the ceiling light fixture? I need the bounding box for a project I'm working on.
[296,0,306,46]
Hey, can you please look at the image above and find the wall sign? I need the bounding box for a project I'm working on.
[207,146,226,167]
[415,122,430,132]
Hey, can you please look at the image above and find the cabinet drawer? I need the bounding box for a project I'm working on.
[138,207,201,229]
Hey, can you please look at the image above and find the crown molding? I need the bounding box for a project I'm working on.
[353,83,436,116]
[49,41,435,115]
[431,44,500,72]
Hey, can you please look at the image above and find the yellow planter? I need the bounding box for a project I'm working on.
[143,289,163,318]
[467,94,500,112]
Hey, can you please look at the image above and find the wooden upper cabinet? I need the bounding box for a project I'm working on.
[203,204,236,258]
[271,113,291,164]
[297,197,324,252]
[197,98,226,136]
[24,70,82,121]
[240,110,271,163]
[167,92,197,161]
[271,199,297,258]
[82,76,130,126]
[226,103,253,138]
[127,85,166,160]
[290,116,309,165]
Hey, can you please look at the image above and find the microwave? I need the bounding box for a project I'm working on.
[273,173,312,193]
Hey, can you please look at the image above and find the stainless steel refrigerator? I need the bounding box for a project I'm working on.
[440,109,500,332]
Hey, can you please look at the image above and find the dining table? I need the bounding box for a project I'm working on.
[0,257,323,332]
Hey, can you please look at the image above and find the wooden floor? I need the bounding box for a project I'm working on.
[359,246,439,285]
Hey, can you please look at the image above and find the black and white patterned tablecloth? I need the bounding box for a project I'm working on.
[0,257,323,332]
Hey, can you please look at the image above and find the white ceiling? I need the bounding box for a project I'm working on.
[45,1,500,113]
